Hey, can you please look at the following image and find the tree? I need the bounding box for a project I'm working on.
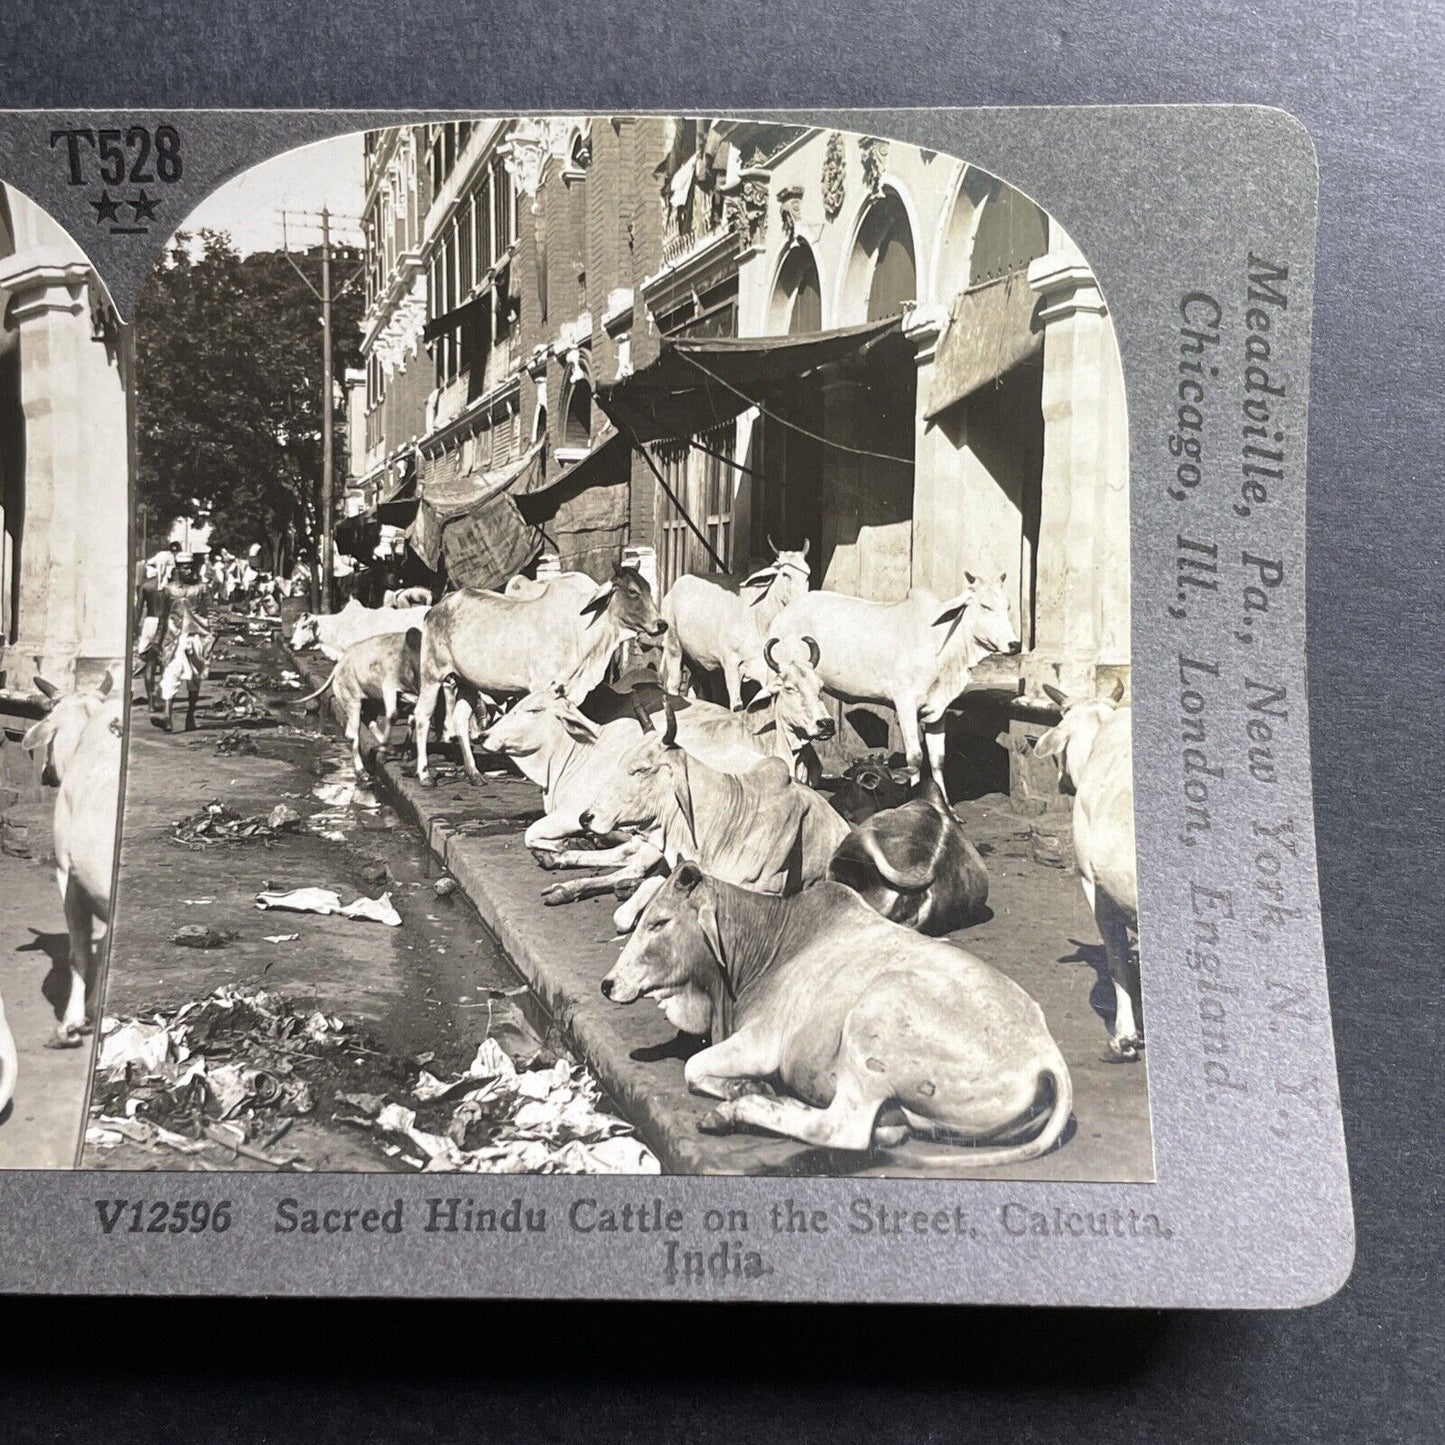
[133,229,364,580]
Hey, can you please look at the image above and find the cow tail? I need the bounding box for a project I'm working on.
[0,994,16,1118]
[899,1060,1074,1170]
[292,661,341,706]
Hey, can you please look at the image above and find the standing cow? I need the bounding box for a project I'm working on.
[21,674,121,1047]
[292,628,422,775]
[413,563,666,787]
[768,572,1020,801]
[1032,681,1140,1059]
[660,540,811,709]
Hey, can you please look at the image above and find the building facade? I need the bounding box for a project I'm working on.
[356,118,1131,790]
[0,185,130,701]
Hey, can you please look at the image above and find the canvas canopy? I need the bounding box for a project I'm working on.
[595,317,909,443]
[408,442,546,588]
[924,270,1043,420]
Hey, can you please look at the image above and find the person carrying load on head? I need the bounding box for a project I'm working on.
[152,553,215,734]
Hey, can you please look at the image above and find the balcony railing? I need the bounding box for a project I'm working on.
[662,185,729,267]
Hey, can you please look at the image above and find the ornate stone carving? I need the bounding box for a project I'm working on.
[724,147,769,248]
[778,185,804,244]
[822,132,846,220]
[859,136,890,196]
[502,117,588,200]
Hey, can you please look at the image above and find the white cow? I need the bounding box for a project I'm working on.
[290,598,431,662]
[413,563,667,787]
[768,573,1020,800]
[292,629,422,775]
[1033,681,1140,1059]
[660,541,811,709]
[21,675,122,1046]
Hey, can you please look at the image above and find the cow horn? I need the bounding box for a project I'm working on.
[767,534,779,557]
[801,635,820,669]
[662,694,679,747]
[1042,683,1068,707]
[32,676,58,700]
[800,536,810,558]
[630,691,656,733]
[763,637,781,674]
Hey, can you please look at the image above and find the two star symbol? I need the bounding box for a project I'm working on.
[91,189,161,226]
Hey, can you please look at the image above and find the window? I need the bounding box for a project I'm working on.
[458,202,474,298]
[654,422,736,592]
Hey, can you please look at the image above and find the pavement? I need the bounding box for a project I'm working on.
[289,636,1155,1181]
[0,800,92,1169]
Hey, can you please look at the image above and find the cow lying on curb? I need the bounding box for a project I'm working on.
[600,861,1073,1163]
[479,685,767,905]
[828,777,989,935]
[21,673,121,1047]
[293,629,422,775]
[1032,681,1141,1060]
[576,702,849,932]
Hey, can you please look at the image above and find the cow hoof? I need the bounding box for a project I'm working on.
[1106,1032,1144,1062]
[540,886,569,906]
[46,1027,85,1050]
[530,850,561,871]
[697,1105,736,1135]
[464,773,482,788]
[416,774,435,789]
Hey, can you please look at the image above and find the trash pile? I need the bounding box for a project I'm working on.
[169,800,303,848]
[215,729,261,757]
[207,685,271,722]
[87,986,658,1175]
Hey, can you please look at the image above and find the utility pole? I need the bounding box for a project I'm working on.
[320,205,335,614]
[280,205,364,614]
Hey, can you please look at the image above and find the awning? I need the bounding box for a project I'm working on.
[517,427,629,511]
[516,428,633,576]
[422,292,489,344]
[924,270,1043,420]
[408,441,546,588]
[596,317,909,443]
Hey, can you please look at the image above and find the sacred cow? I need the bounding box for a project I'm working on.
[21,674,122,1047]
[660,540,811,709]
[828,777,989,935]
[290,598,431,662]
[767,572,1020,801]
[413,563,666,786]
[292,628,422,775]
[577,700,849,931]
[1032,681,1140,1059]
[600,861,1073,1164]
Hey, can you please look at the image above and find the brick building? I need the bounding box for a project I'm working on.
[355,117,1131,788]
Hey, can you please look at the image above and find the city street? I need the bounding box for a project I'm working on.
[85,614,582,1172]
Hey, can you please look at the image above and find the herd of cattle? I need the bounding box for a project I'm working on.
[288,546,1141,1166]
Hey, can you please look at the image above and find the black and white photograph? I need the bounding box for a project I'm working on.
[82,116,1146,1180]
[0,182,128,1166]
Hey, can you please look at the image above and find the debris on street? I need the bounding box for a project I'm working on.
[254,885,403,926]
[87,987,655,1174]
[215,729,261,757]
[171,924,236,949]
[169,800,303,848]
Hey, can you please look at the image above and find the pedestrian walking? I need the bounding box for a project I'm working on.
[152,553,215,733]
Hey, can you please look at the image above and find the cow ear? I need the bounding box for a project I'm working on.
[669,754,698,850]
[1032,726,1066,760]
[32,675,58,700]
[21,716,56,754]
[561,706,601,742]
[579,583,613,619]
[674,859,703,891]
[744,686,774,711]
[696,895,730,989]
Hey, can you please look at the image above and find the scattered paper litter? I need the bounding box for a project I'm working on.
[264,933,300,944]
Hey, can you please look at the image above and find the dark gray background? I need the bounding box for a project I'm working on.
[0,0,1437,1440]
